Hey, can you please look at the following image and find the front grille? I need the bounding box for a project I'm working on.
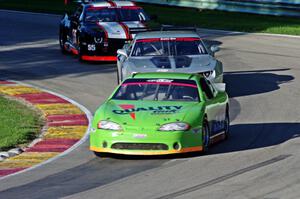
[111,143,169,150]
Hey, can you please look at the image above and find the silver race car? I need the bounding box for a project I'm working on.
[116,30,223,83]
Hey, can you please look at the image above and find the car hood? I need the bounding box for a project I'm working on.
[126,55,216,73]
[99,100,202,130]
[83,21,146,39]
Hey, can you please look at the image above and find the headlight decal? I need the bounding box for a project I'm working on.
[98,120,122,131]
[159,122,190,131]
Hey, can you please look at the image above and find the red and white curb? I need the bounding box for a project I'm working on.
[0,80,92,179]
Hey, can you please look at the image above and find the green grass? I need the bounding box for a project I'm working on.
[0,0,300,35]
[0,95,43,151]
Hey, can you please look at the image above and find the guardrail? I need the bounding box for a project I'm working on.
[135,0,300,17]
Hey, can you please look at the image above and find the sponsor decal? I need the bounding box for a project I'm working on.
[133,134,147,139]
[119,104,136,119]
[147,79,173,83]
[113,105,183,117]
[112,132,122,137]
[136,37,200,43]
[212,120,225,133]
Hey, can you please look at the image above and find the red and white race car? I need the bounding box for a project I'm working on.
[59,0,150,61]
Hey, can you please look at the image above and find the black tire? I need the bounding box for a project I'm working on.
[202,120,210,152]
[78,42,84,62]
[117,68,120,85]
[224,107,230,139]
[116,65,122,85]
[59,30,68,54]
[94,151,107,158]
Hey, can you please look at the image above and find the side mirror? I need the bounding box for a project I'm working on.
[117,49,128,58]
[210,45,220,53]
[214,83,226,92]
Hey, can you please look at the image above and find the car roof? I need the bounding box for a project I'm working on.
[130,72,202,80]
[135,31,200,40]
[89,1,136,7]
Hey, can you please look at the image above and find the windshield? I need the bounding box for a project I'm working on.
[85,7,148,22]
[112,79,199,102]
[118,7,148,21]
[85,8,118,22]
[131,38,207,56]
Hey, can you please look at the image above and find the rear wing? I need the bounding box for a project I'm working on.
[68,0,103,4]
[158,25,198,32]
[129,27,149,36]
[71,0,129,4]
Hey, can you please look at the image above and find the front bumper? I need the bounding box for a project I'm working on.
[90,128,203,155]
[90,146,202,155]
[81,55,117,61]
[81,38,128,60]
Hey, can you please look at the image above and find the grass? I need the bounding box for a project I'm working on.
[0,95,43,151]
[0,0,299,35]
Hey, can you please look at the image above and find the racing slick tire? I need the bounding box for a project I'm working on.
[117,66,122,85]
[59,30,68,54]
[224,106,230,139]
[202,120,211,152]
[94,151,110,158]
[78,42,84,62]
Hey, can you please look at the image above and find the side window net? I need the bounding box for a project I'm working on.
[200,78,214,99]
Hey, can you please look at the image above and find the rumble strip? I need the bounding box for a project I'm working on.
[0,80,90,178]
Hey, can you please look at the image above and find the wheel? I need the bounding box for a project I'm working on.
[117,68,120,85]
[77,42,84,62]
[94,151,104,158]
[59,30,68,54]
[224,107,230,139]
[116,65,122,84]
[202,120,210,152]
[94,151,107,158]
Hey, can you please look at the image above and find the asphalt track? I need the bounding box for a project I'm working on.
[1,10,300,199]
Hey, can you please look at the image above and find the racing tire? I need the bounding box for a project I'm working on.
[78,43,84,62]
[94,151,106,158]
[59,30,68,54]
[202,120,210,152]
[117,66,122,85]
[224,107,230,139]
[117,69,120,85]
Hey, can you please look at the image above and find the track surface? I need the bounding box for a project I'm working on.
[1,10,300,199]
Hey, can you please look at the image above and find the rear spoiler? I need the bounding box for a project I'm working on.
[129,27,149,35]
[129,25,198,39]
[71,0,128,4]
[70,0,102,4]
[158,25,198,32]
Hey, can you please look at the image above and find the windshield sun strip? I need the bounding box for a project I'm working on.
[121,82,198,88]
[136,38,201,43]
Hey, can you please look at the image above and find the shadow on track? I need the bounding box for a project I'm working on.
[1,122,299,199]
[224,68,294,98]
[0,46,117,80]
[0,156,168,199]
[211,122,300,154]
[98,122,300,159]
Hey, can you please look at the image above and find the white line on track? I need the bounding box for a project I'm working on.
[0,80,93,181]
[0,9,61,17]
[0,40,58,52]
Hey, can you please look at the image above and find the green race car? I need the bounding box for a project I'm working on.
[90,73,229,155]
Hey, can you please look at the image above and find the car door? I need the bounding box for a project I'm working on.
[200,78,226,137]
